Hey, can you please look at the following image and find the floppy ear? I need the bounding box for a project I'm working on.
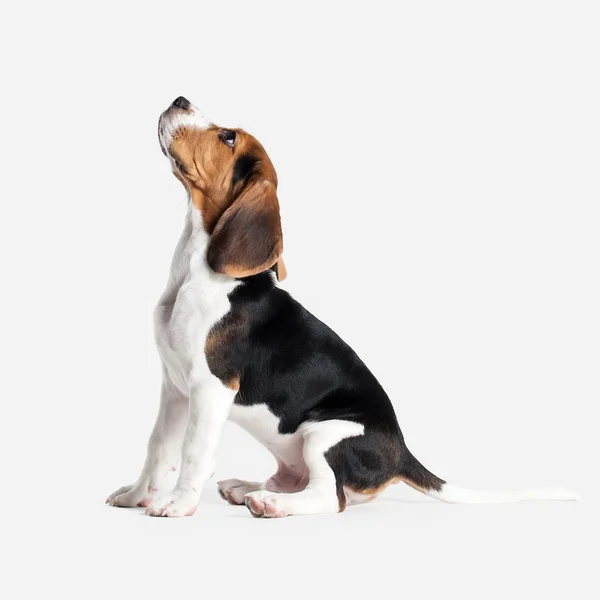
[207,180,284,278]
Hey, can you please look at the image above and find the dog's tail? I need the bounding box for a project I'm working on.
[398,449,580,503]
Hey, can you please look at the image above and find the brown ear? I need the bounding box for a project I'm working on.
[207,180,283,278]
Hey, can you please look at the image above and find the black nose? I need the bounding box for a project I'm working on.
[171,96,190,110]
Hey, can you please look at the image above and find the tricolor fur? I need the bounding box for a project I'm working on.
[107,97,579,518]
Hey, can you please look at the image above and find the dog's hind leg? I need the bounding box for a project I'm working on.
[244,420,364,518]
[218,479,263,505]
[218,456,311,505]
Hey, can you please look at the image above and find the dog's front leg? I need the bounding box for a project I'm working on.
[107,376,189,508]
[145,379,236,517]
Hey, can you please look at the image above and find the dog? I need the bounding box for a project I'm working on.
[107,96,579,517]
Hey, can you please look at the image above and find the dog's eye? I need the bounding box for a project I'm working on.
[219,129,236,148]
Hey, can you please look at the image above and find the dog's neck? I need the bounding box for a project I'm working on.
[158,194,280,311]
[157,200,236,308]
[188,198,207,238]
[177,201,209,268]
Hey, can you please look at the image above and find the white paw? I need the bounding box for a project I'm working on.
[106,483,157,508]
[217,479,262,505]
[145,489,200,517]
[244,490,288,518]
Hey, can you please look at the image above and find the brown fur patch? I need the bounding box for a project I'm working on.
[169,129,276,229]
[400,477,429,495]
[204,310,246,390]
[274,257,287,282]
[226,375,240,391]
[346,476,403,501]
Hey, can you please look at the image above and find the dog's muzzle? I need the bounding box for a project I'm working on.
[158,96,210,154]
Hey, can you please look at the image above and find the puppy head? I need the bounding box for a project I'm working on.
[158,96,285,280]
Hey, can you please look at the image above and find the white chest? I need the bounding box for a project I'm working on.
[154,210,238,393]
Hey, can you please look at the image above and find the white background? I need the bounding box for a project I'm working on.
[1,1,598,598]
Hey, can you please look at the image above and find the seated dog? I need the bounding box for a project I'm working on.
[107,97,579,517]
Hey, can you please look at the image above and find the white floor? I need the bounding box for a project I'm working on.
[12,460,594,600]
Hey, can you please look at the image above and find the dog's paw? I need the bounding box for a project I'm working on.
[106,483,157,508]
[217,479,263,505]
[244,490,288,518]
[145,489,200,517]
[106,485,134,504]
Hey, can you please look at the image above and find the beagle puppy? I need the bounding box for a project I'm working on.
[107,97,579,518]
